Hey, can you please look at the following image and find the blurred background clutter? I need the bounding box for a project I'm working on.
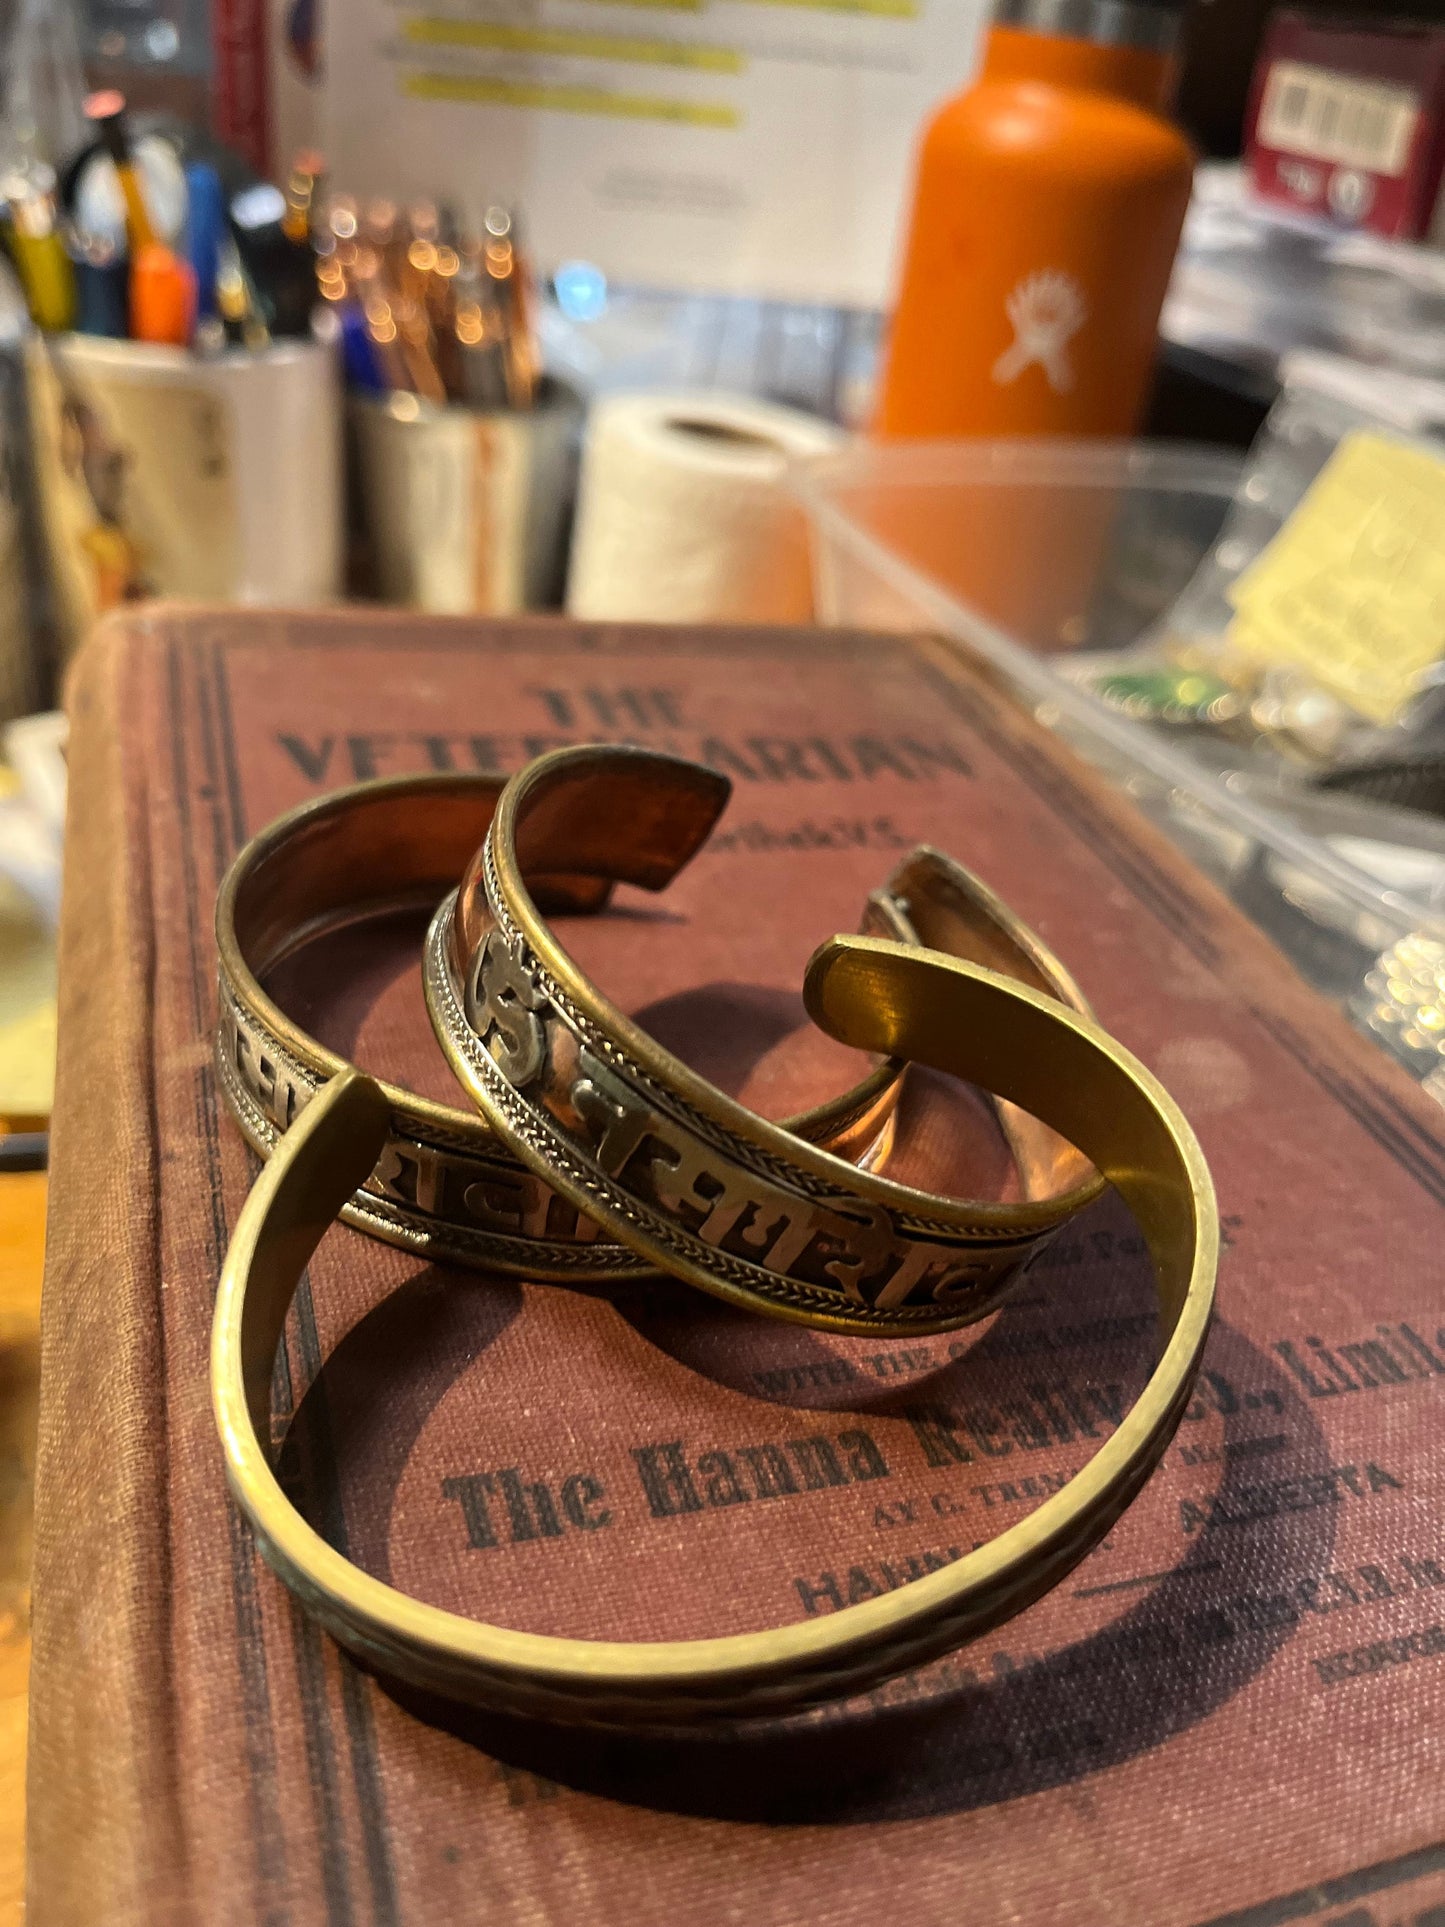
[6,0,1445,1082]
[5,0,1445,1174]
[3,0,1445,1085]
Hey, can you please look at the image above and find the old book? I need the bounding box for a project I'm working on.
[28,606,1445,1926]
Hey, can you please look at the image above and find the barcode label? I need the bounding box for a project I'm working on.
[1258,60,1419,177]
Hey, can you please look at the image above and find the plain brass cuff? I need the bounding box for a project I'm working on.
[215,938,1215,1725]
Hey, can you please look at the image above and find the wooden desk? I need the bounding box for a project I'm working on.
[0,1170,45,1926]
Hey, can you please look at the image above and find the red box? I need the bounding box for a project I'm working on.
[1245,12,1445,240]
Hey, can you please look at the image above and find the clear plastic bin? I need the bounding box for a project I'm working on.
[793,438,1445,1084]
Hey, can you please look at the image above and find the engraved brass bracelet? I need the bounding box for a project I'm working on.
[214,941,1216,1726]
[425,746,1105,1334]
[216,769,910,1277]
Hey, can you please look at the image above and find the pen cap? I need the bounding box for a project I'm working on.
[184,160,226,319]
[130,243,196,346]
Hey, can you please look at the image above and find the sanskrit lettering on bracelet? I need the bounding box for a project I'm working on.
[469,929,1025,1309]
[571,1039,1018,1312]
[370,1136,598,1240]
[219,996,310,1133]
[466,927,548,1085]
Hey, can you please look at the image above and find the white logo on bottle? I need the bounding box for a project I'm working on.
[991,269,1088,395]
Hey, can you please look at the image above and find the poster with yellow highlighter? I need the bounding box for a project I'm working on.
[320,0,988,304]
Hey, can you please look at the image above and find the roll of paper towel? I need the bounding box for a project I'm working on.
[567,392,843,624]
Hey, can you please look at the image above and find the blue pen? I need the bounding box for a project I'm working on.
[183,160,226,320]
[338,300,385,394]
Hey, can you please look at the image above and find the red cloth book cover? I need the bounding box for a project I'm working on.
[27,605,1445,1925]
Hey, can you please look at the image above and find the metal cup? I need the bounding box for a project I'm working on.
[348,376,582,614]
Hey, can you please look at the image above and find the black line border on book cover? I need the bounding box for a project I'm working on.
[1191,1835,1445,1927]
[210,635,403,1927]
[169,639,297,1917]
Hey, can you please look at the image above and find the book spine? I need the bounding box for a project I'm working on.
[27,621,185,1923]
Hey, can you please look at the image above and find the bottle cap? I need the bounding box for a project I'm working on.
[994,0,1184,51]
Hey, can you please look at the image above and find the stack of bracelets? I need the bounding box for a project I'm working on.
[210,744,1218,1726]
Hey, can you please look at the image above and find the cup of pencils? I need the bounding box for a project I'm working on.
[4,100,342,666]
[325,196,582,615]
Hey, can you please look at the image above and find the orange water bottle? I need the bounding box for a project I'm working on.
[875,0,1194,439]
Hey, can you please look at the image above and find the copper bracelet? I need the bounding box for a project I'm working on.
[425,746,1106,1332]
[216,769,906,1276]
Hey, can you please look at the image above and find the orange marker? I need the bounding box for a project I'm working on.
[130,244,196,345]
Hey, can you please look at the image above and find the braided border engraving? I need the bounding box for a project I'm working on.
[214,973,652,1279]
[481,839,1056,1243]
[428,912,1040,1327]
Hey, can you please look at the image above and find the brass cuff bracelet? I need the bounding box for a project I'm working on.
[862,845,1096,1215]
[216,769,910,1277]
[425,747,1104,1334]
[215,940,1216,1726]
